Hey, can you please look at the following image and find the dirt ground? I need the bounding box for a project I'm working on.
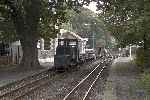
[102,57,147,100]
[0,66,45,87]
[0,60,53,87]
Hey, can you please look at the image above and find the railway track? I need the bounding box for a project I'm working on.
[0,68,56,100]
[63,58,112,100]
[0,58,104,100]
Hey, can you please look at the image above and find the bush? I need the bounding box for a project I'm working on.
[135,48,144,71]
[139,72,150,95]
[144,49,150,69]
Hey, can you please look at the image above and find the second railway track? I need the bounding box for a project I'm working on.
[63,58,112,100]
[0,69,56,100]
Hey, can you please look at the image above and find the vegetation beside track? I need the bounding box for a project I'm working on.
[103,57,149,100]
[135,47,150,98]
[138,72,150,99]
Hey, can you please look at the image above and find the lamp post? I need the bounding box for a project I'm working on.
[84,22,96,50]
[92,22,96,50]
[92,32,95,49]
[129,44,132,58]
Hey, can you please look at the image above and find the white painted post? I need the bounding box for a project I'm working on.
[40,38,44,50]
[129,44,132,58]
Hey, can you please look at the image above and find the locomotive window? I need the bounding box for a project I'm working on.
[59,41,64,46]
[69,42,77,46]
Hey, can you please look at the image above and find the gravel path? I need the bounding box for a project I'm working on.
[102,57,145,100]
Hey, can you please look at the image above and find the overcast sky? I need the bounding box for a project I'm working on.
[84,2,98,13]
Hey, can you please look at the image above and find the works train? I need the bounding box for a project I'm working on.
[54,38,96,70]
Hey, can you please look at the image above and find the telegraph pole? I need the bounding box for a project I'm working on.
[92,22,96,50]
[93,32,95,49]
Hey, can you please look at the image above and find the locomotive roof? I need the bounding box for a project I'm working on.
[58,38,78,41]
[60,29,88,41]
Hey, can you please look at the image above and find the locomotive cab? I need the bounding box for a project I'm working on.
[54,39,79,69]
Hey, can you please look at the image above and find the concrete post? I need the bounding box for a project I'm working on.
[40,38,44,50]
[129,45,132,58]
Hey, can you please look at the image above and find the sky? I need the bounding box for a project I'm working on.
[84,2,98,13]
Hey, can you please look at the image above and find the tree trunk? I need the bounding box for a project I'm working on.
[8,0,42,70]
[19,37,41,70]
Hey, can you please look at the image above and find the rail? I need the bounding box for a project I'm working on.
[62,58,111,100]
[0,69,55,100]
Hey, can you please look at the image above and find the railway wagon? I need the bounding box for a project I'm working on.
[54,39,80,70]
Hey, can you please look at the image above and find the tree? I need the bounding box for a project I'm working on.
[2,0,136,70]
[97,0,150,68]
[97,0,147,46]
[0,0,71,69]
[0,0,102,70]
[62,8,112,48]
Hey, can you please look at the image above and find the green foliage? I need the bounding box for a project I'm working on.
[144,49,150,69]
[0,0,71,41]
[139,72,150,95]
[97,0,150,69]
[0,0,16,42]
[0,0,86,41]
[98,0,147,47]
[136,48,144,71]
[62,8,114,47]
[39,0,70,40]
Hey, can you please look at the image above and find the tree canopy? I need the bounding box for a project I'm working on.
[98,0,149,68]
[0,0,100,69]
[62,8,113,48]
[0,0,149,69]
[98,0,148,47]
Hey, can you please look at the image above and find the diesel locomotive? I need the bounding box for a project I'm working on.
[54,38,98,70]
[54,39,80,70]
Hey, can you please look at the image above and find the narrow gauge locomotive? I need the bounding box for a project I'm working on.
[54,39,80,70]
